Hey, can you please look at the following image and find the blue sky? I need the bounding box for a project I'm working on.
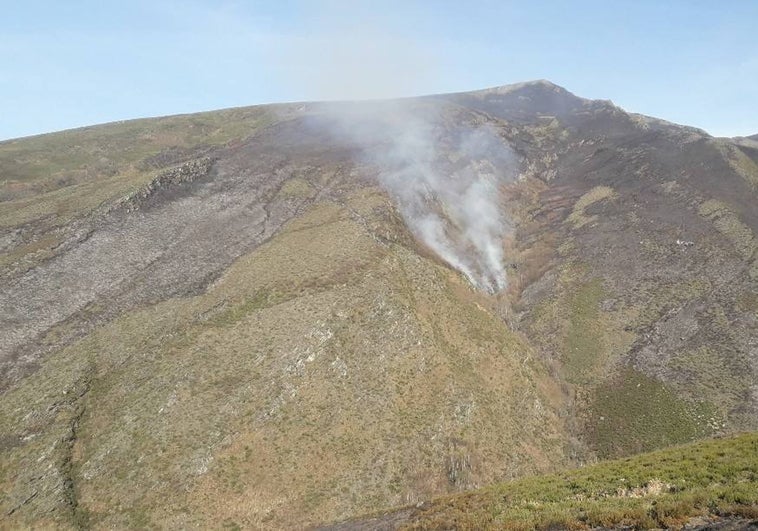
[2,0,756,140]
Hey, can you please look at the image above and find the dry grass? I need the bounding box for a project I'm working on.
[567,186,617,229]
[0,190,571,529]
[699,200,756,259]
[0,104,277,270]
[400,432,758,530]
[715,141,758,189]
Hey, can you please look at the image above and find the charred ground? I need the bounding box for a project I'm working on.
[1,81,757,528]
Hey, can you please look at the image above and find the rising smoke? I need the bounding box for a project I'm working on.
[275,4,520,293]
[317,100,520,293]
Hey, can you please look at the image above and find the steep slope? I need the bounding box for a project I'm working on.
[1,94,572,528]
[1,81,757,528]
[460,83,758,456]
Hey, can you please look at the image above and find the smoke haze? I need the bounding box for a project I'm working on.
[277,6,520,292]
[315,101,520,293]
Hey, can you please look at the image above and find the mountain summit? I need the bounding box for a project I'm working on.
[1,81,757,528]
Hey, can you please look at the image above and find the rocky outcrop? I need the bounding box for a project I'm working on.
[114,156,214,212]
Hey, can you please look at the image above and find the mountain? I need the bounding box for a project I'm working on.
[1,81,757,529]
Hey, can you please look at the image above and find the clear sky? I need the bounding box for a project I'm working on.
[2,0,756,140]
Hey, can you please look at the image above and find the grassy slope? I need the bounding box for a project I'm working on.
[0,105,275,272]
[3,87,758,528]
[513,117,758,460]
[0,185,570,529]
[400,433,758,530]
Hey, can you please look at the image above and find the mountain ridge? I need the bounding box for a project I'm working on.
[1,81,757,528]
[0,79,717,144]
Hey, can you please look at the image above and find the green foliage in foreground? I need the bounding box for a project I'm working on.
[404,433,758,530]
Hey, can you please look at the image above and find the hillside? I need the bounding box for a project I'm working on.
[321,433,758,530]
[2,81,758,528]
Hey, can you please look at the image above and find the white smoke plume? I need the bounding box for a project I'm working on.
[316,100,520,293]
[273,4,520,293]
